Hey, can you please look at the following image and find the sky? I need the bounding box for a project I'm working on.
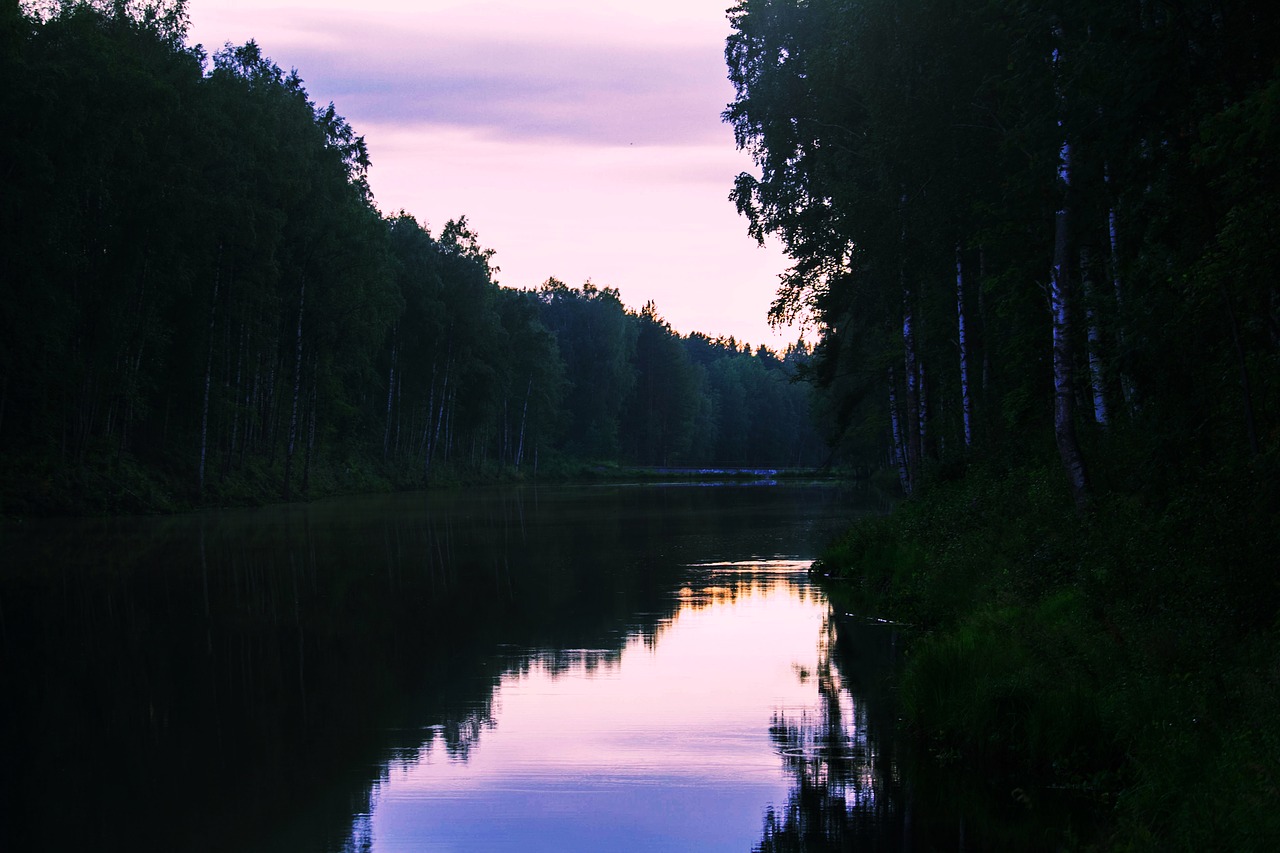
[185,0,798,349]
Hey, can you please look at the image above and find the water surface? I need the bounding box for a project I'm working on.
[361,562,838,851]
[1,482,922,851]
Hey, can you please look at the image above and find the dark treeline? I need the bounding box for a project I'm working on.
[0,1,822,514]
[725,0,1277,496]
[724,0,1280,846]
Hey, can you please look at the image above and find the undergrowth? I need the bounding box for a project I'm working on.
[816,458,1280,850]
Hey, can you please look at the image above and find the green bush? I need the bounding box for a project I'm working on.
[899,592,1120,780]
[816,459,1280,849]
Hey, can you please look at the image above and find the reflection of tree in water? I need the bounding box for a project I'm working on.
[1,484,866,852]
[755,613,901,853]
[523,647,624,679]
[336,698,500,853]
[430,706,498,762]
[341,810,373,853]
[676,560,822,607]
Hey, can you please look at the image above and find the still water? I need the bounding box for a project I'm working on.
[0,481,931,851]
[360,564,850,852]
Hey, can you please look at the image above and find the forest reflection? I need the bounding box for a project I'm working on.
[2,483,874,852]
[755,612,900,852]
[345,559,834,781]
[337,566,873,852]
[326,556,918,853]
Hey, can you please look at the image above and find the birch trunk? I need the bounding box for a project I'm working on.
[425,353,451,477]
[903,304,920,493]
[244,353,260,465]
[501,395,509,465]
[956,244,973,447]
[900,192,921,493]
[224,322,245,478]
[394,358,403,458]
[1107,201,1137,411]
[979,247,991,400]
[198,257,221,498]
[265,358,278,464]
[1051,141,1090,509]
[419,362,437,473]
[917,359,928,450]
[283,277,306,501]
[1051,33,1089,509]
[888,366,909,494]
[515,377,531,470]
[444,386,456,463]
[302,359,317,493]
[383,333,397,460]
[1081,247,1110,426]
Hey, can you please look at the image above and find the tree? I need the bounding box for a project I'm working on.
[537,279,637,460]
[619,303,698,465]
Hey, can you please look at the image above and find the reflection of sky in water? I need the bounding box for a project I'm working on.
[361,568,835,851]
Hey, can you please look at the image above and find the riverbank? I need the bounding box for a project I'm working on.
[0,482,871,850]
[0,447,842,518]
[815,459,1280,850]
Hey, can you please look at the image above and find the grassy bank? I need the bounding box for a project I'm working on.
[0,448,406,516]
[0,443,839,518]
[816,459,1280,850]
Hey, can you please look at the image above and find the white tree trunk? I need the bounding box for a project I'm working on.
[225,322,245,476]
[425,353,451,477]
[956,244,973,447]
[889,366,909,494]
[899,192,920,492]
[303,359,317,493]
[198,259,221,497]
[283,277,306,500]
[515,377,531,470]
[1107,200,1137,411]
[917,359,928,449]
[1051,140,1089,508]
[1051,34,1089,509]
[1081,247,1109,426]
[383,334,397,460]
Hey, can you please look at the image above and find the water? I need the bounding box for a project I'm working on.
[1,481,928,851]
[360,563,834,852]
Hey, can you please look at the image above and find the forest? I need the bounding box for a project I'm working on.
[0,0,822,515]
[725,0,1276,494]
[723,0,1279,846]
[4,0,1278,845]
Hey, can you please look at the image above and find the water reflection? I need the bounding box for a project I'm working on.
[755,611,903,852]
[352,566,838,852]
[0,483,892,852]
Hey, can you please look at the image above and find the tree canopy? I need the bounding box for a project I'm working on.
[725,0,1279,498]
[0,0,823,512]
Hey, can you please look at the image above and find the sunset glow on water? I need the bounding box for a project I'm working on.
[358,569,838,851]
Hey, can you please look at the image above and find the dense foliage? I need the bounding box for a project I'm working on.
[0,0,822,514]
[724,0,1279,846]
[815,462,1279,848]
[725,0,1277,495]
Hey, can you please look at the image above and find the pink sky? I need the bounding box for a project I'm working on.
[186,0,798,349]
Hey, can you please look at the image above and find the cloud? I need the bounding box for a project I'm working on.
[332,41,729,146]
[191,4,737,146]
[185,1,797,347]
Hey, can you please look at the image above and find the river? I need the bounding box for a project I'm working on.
[0,480,1024,851]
